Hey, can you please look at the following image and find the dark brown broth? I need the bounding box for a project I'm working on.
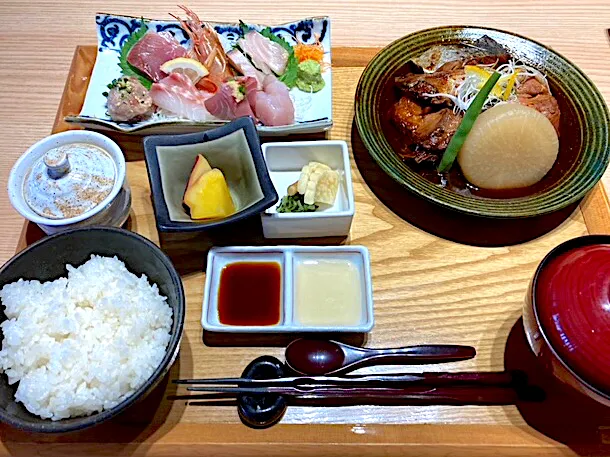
[378,63,581,199]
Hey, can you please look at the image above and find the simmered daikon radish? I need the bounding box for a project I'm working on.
[457,103,559,189]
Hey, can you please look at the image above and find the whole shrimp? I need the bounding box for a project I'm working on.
[171,5,235,90]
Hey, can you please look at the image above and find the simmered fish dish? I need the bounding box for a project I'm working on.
[380,36,568,197]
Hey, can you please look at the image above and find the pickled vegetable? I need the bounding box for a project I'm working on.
[297,162,340,205]
[183,168,235,219]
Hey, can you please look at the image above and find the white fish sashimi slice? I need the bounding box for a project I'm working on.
[227,49,265,89]
[150,73,218,122]
[252,75,295,126]
[238,31,289,76]
[237,37,272,75]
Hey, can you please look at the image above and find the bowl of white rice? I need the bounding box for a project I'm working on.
[0,227,185,432]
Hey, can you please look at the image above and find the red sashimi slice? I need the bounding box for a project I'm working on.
[150,73,217,122]
[127,31,188,82]
[204,77,258,120]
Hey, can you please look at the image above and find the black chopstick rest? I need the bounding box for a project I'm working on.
[237,356,288,429]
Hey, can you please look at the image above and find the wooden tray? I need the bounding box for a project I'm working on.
[4,45,610,457]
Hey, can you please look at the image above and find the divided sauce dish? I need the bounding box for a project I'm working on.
[202,246,374,333]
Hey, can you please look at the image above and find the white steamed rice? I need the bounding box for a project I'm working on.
[0,255,173,420]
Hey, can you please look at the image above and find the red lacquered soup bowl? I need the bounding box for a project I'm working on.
[524,235,610,406]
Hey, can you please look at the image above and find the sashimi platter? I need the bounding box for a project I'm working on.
[66,7,332,135]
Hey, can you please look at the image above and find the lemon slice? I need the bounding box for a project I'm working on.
[465,65,511,99]
[160,58,209,83]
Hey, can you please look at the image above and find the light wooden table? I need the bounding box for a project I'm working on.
[0,2,610,456]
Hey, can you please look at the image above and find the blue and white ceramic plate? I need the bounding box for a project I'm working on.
[65,13,332,136]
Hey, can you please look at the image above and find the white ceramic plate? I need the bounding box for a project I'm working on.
[202,246,374,333]
[65,13,332,136]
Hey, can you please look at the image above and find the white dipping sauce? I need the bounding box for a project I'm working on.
[294,259,363,326]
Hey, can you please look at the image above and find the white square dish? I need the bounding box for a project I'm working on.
[201,246,374,333]
[260,141,355,238]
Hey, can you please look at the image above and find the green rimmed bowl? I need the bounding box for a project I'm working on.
[355,26,610,219]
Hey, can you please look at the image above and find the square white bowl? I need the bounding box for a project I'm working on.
[260,141,355,238]
[201,245,374,333]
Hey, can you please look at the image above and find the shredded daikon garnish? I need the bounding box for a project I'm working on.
[422,60,550,114]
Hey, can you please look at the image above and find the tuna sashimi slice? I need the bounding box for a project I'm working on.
[252,75,294,126]
[127,31,187,82]
[150,73,217,122]
[204,77,258,120]
[238,31,289,76]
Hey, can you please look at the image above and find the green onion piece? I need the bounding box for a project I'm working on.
[437,71,501,172]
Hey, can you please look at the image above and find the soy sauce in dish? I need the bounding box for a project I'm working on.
[377,63,581,199]
[218,262,281,326]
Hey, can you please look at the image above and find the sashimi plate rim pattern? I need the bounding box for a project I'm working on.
[66,13,332,135]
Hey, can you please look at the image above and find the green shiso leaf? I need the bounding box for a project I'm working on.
[117,20,153,90]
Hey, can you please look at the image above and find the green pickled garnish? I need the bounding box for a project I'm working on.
[276,194,318,213]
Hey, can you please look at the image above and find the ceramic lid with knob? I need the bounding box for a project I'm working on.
[22,142,116,220]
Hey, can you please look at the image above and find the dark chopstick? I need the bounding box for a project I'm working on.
[174,371,522,388]
[183,385,522,405]
[185,385,509,395]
